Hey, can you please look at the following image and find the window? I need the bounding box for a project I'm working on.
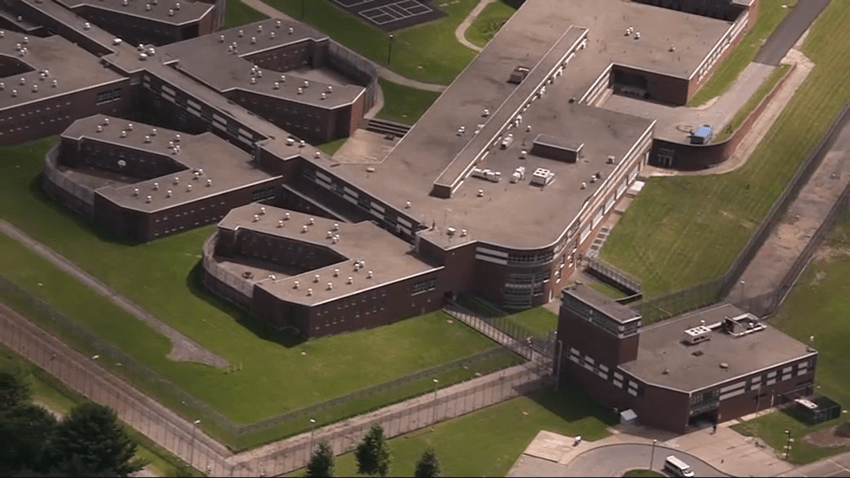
[96,90,112,105]
[411,278,436,296]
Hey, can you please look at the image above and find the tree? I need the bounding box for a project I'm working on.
[51,402,146,477]
[0,403,58,475]
[305,439,335,477]
[414,447,441,477]
[354,424,391,477]
[0,369,30,412]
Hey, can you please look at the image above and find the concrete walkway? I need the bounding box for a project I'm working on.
[0,219,229,368]
[238,0,448,92]
[454,0,496,53]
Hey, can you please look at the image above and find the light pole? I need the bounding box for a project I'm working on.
[190,419,200,467]
[431,378,439,429]
[309,418,317,456]
[387,34,394,66]
[649,439,657,470]
[784,429,792,461]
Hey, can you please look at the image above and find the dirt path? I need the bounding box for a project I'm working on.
[0,220,229,369]
[239,0,447,92]
[454,0,496,53]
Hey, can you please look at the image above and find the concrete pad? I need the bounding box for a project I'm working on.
[524,430,573,462]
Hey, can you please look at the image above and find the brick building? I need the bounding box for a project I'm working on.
[556,285,817,432]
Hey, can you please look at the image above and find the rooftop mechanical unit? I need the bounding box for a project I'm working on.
[682,325,712,345]
[530,168,555,187]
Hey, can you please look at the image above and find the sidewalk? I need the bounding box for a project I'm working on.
[238,0,448,92]
[454,0,495,53]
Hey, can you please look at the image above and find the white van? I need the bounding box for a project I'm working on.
[664,455,695,477]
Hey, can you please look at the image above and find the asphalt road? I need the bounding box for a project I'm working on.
[563,443,727,477]
[754,0,831,66]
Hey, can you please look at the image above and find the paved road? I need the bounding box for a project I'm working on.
[782,450,850,477]
[754,0,831,66]
[0,219,228,368]
[239,0,448,92]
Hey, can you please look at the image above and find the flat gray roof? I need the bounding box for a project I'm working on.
[219,205,439,306]
[0,31,124,110]
[563,283,641,324]
[63,116,277,212]
[159,18,364,108]
[55,0,213,26]
[620,303,816,393]
[330,0,729,250]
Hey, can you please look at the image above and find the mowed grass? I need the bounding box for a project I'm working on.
[263,0,478,85]
[715,64,791,143]
[0,139,501,428]
[222,0,268,30]
[0,344,205,477]
[465,0,518,49]
[286,386,614,477]
[456,294,557,335]
[376,78,442,125]
[601,0,850,299]
[688,0,791,106]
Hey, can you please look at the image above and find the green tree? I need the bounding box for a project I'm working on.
[0,403,58,475]
[355,424,391,477]
[305,439,335,477]
[52,402,146,477]
[414,447,441,477]
[0,369,30,411]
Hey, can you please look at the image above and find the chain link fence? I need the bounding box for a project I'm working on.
[585,256,642,298]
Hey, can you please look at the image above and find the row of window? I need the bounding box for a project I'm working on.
[411,278,436,296]
[96,87,123,105]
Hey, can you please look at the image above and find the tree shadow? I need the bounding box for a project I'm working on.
[184,262,306,349]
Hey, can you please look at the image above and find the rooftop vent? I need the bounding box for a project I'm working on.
[446,227,456,236]
[250,77,256,85]
[19,77,25,85]
[607,155,616,164]
[31,84,37,93]
[327,230,333,238]
[258,25,263,32]
[113,38,122,45]
[300,140,306,148]
[104,117,110,126]
[268,274,275,280]
[139,53,148,60]
[238,30,244,37]
[461,229,467,237]
[0,31,4,38]
[123,0,128,5]
[405,201,411,209]
[332,223,339,231]
[186,184,192,192]
[477,189,484,197]
[530,168,555,187]
[321,92,326,100]
[168,9,174,16]
[273,81,279,90]
[327,282,333,290]
[253,214,259,222]
[315,151,321,159]
[145,3,151,10]
[133,188,139,196]
[145,195,152,203]
[683,325,711,345]
[52,79,58,88]
[166,190,172,198]
[84,22,91,30]
[206,178,212,187]
[581,182,586,189]
[95,124,102,132]
[308,217,315,225]
[219,35,225,42]
[333,268,339,277]
[270,31,275,39]
[284,212,290,220]
[327,85,333,93]
[289,27,294,35]
[251,37,256,44]
[277,220,284,228]
[0,83,4,90]
[332,235,339,244]
[303,80,309,88]
[670,45,676,52]
[293,280,299,289]
[314,274,320,283]
[174,2,180,10]
[347,276,353,284]
[151,128,157,136]
[276,20,281,28]
[280,75,286,82]
[120,130,126,138]
[297,87,303,95]
[173,176,179,185]
[153,182,159,190]
[307,288,312,296]
[259,206,265,215]
[367,270,373,279]
[127,123,133,131]
[635,31,641,40]
[302,225,308,233]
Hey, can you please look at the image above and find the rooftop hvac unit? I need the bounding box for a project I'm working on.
[166,190,172,198]
[286,137,295,146]
[153,182,159,190]
[530,168,555,187]
[139,53,148,60]
[307,288,312,296]
[293,280,299,289]
[327,282,333,290]
[270,31,275,39]
[302,225,308,233]
[259,206,265,215]
[113,38,122,46]
[367,271,373,279]
[269,274,275,280]
[347,276,353,284]
[145,195,152,203]
[683,325,711,345]
[334,269,339,277]
[501,134,514,149]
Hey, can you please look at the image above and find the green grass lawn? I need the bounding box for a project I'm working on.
[286,385,614,477]
[316,137,347,155]
[222,0,268,30]
[0,344,205,477]
[715,64,791,143]
[376,78,442,125]
[263,0,478,85]
[602,0,850,299]
[729,217,850,465]
[455,294,557,335]
[465,0,518,49]
[0,139,506,447]
[688,1,792,106]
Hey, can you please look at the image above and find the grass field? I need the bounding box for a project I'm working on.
[286,385,613,477]
[602,0,850,299]
[222,0,268,30]
[0,139,507,446]
[375,78,442,125]
[688,1,792,106]
[0,344,204,477]
[730,219,850,464]
[715,64,791,143]
[456,294,558,335]
[263,0,478,85]
[316,137,347,155]
[465,0,518,49]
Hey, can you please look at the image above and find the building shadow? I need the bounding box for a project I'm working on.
[525,384,621,436]
[184,262,306,349]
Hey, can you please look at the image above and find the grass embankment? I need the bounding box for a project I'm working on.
[0,344,204,477]
[465,0,518,49]
[222,0,268,30]
[731,217,850,465]
[602,0,850,298]
[715,64,791,143]
[285,386,614,477]
[376,78,442,125]
[457,294,558,335]
[0,138,508,448]
[688,1,792,106]
[263,0,478,85]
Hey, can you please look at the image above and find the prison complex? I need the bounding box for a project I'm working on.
[0,0,759,337]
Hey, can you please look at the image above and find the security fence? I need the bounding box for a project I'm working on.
[327,41,379,114]
[42,144,96,217]
[200,235,254,307]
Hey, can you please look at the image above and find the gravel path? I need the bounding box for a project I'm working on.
[0,220,229,369]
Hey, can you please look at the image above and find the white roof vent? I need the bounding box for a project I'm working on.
[0,31,4,38]
[206,178,212,187]
[302,225,308,233]
[258,25,263,33]
[333,268,339,277]
[321,93,327,100]
[581,182,586,189]
[253,214,259,222]
[461,229,467,237]
[120,130,127,138]
[277,220,284,228]
[284,212,290,220]
[174,2,180,9]
[166,190,172,198]
[367,271,373,279]
[327,85,333,93]
[168,9,174,16]
[169,141,175,149]
[273,81,280,90]
[238,30,244,37]
[303,80,309,88]
[145,195,152,203]
[307,288,313,296]
[133,188,139,196]
[259,206,266,215]
[96,124,102,132]
[270,31,275,39]
[477,189,484,197]
[173,177,179,185]
[315,151,321,159]
[84,22,91,30]
[297,87,303,95]
[347,276,353,284]
[327,230,333,238]
[139,53,148,60]
[151,128,157,136]
[113,38,122,45]
[327,282,333,290]
[405,201,411,209]
[293,280,299,289]
[332,235,339,244]
[127,123,134,131]
[186,184,192,192]
[286,137,294,146]
[299,140,306,148]
[251,37,257,44]
[276,20,282,28]
[0,82,4,90]
[19,77,25,85]
[308,217,315,225]
[219,35,225,43]
[32,84,37,93]
[269,274,276,280]
[52,79,58,88]
[153,182,159,190]
[446,227,456,236]
[607,155,616,164]
[332,223,339,231]
[289,27,294,34]
[314,274,320,283]
[280,75,286,82]
[635,31,641,40]
[122,0,129,5]
[103,117,110,126]
[250,77,257,85]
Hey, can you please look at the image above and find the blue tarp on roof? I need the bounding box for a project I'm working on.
[693,125,713,139]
